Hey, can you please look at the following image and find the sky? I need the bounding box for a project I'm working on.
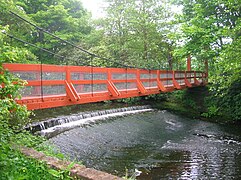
[81,0,183,19]
[81,0,106,19]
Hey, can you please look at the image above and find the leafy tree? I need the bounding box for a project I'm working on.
[0,0,92,65]
[94,0,175,69]
[172,0,241,120]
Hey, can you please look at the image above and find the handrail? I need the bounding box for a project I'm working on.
[3,63,207,110]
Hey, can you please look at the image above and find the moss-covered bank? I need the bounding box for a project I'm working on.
[152,86,240,125]
[152,87,208,119]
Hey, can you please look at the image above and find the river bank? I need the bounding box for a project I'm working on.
[32,86,239,125]
[152,86,240,125]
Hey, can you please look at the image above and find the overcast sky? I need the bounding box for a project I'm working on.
[81,0,182,19]
[81,0,106,19]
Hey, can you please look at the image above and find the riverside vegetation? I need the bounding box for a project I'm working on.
[0,0,240,179]
[0,47,75,179]
[1,0,240,121]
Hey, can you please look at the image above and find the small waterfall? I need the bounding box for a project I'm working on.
[39,123,45,130]
[26,105,153,138]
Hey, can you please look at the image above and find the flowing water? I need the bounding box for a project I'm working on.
[47,109,241,179]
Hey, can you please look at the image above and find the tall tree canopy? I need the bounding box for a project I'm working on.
[1,0,92,65]
[173,0,241,120]
[88,0,175,69]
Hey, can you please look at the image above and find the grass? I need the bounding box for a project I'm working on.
[0,149,62,180]
[0,125,76,180]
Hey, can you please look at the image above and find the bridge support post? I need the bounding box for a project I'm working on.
[65,67,79,102]
[107,80,120,97]
[107,69,120,97]
[65,81,80,101]
[137,80,147,94]
[136,70,147,94]
[157,70,167,92]
[172,71,181,90]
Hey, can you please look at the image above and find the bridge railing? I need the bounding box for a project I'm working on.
[3,63,207,110]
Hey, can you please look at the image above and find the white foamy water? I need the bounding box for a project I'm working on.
[40,108,153,137]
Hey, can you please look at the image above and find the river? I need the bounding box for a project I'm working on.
[49,110,241,179]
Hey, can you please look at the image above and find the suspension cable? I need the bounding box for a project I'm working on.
[2,31,92,67]
[9,11,139,69]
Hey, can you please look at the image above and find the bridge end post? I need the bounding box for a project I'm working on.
[187,55,191,71]
[205,59,208,83]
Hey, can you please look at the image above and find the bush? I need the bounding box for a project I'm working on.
[0,25,73,179]
[0,68,31,127]
[209,74,241,121]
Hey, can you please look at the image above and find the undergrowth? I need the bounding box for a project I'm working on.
[0,58,76,179]
[0,121,76,180]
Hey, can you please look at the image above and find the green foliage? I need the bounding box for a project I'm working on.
[144,93,168,101]
[47,162,75,179]
[0,0,91,65]
[151,88,209,119]
[0,88,74,179]
[0,0,14,13]
[0,23,76,179]
[0,26,37,130]
[0,43,32,127]
[167,90,198,111]
[0,150,58,180]
[0,45,37,64]
[171,0,241,121]
[0,96,72,179]
[0,126,74,179]
[26,0,91,65]
[92,0,175,69]
[0,26,37,64]
[201,105,220,118]
[0,69,31,128]
[116,97,142,104]
[206,72,241,120]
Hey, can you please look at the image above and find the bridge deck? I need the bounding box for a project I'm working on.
[3,63,207,110]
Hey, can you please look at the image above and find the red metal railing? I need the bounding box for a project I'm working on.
[3,63,207,110]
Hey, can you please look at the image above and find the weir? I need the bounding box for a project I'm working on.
[3,62,207,110]
[26,105,153,138]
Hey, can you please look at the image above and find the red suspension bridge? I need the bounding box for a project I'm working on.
[3,59,207,110]
[1,11,207,110]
